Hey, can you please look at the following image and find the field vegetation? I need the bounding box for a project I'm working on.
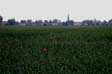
[0,26,112,74]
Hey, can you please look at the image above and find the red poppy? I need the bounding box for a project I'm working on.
[43,48,48,52]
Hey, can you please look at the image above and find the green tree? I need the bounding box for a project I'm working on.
[0,16,3,25]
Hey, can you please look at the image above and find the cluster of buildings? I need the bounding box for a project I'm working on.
[7,14,80,26]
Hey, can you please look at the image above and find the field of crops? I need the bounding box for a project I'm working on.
[0,26,112,74]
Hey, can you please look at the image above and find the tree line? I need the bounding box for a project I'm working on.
[0,16,112,26]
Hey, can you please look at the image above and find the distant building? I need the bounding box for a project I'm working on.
[63,14,74,26]
[67,14,70,22]
[74,22,82,26]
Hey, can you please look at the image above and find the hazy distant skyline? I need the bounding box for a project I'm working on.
[0,0,112,21]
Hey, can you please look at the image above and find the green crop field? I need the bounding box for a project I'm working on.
[0,26,112,74]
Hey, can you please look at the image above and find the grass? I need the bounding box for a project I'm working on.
[0,26,112,74]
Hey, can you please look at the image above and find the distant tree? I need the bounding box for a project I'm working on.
[108,19,112,25]
[35,20,39,26]
[102,20,108,26]
[52,19,61,26]
[52,19,58,23]
[27,19,32,23]
[44,20,49,26]
[38,20,43,23]
[48,20,52,26]
[19,20,26,26]
[35,20,43,26]
[0,16,3,25]
[20,20,26,23]
[26,19,32,26]
[7,18,17,25]
[38,20,43,26]
[82,20,94,26]
[92,19,99,26]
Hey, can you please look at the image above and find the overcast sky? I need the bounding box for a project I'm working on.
[0,0,112,21]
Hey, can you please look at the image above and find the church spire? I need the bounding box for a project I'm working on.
[67,13,70,22]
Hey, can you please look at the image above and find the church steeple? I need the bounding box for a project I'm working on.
[67,13,70,22]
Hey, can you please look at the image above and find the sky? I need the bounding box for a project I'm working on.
[0,0,112,21]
